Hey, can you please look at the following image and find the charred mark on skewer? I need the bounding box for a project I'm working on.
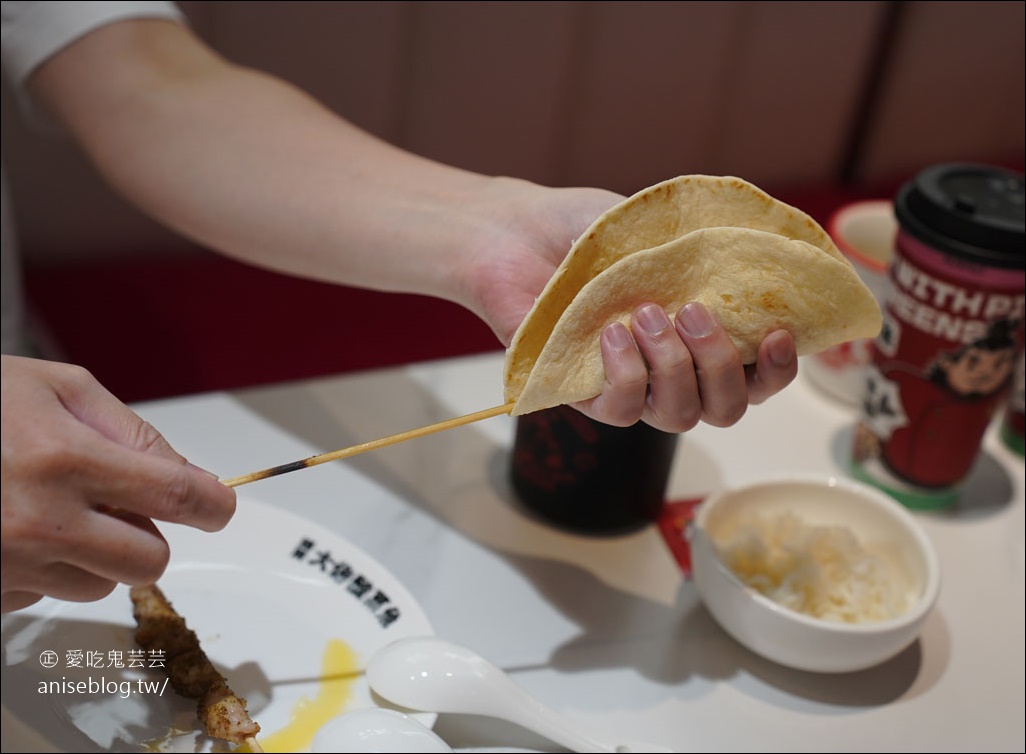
[258,458,314,480]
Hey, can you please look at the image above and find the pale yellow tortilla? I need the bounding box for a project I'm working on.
[510,226,882,416]
[503,175,848,402]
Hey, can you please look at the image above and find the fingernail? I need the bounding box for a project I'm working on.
[603,322,634,351]
[188,462,220,479]
[636,304,671,335]
[768,335,794,367]
[678,302,715,338]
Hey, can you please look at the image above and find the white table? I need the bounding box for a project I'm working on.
[7,352,1025,752]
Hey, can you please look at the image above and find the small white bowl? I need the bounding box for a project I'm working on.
[689,474,941,673]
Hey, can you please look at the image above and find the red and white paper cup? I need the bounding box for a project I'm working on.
[852,164,1025,510]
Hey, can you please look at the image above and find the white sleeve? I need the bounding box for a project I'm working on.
[1,0,184,87]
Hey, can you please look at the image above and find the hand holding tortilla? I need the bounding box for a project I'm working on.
[504,175,883,416]
[222,175,881,492]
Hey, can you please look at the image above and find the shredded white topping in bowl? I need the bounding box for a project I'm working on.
[714,512,913,623]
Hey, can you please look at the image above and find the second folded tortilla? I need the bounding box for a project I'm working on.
[509,226,882,416]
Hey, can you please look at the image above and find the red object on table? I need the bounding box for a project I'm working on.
[657,497,705,578]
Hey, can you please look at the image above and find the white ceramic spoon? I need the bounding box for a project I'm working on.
[365,636,676,754]
[311,708,454,753]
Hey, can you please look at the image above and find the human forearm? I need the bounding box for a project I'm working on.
[27,19,495,307]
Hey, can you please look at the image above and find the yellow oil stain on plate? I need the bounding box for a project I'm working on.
[254,638,360,753]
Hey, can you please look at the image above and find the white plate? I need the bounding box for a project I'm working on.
[1,496,435,752]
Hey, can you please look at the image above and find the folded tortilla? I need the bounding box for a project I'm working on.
[503,175,853,409]
[506,222,882,416]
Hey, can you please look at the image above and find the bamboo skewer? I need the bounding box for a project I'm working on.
[221,402,515,488]
[244,736,263,753]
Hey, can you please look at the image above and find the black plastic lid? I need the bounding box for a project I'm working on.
[894,162,1025,270]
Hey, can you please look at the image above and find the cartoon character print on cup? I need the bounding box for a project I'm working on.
[855,315,1021,489]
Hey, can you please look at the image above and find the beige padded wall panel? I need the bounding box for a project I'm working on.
[558,1,886,193]
[856,1,1025,184]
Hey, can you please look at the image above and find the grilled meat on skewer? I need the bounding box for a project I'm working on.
[129,584,261,746]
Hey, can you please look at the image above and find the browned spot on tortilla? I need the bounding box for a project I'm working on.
[759,290,788,312]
